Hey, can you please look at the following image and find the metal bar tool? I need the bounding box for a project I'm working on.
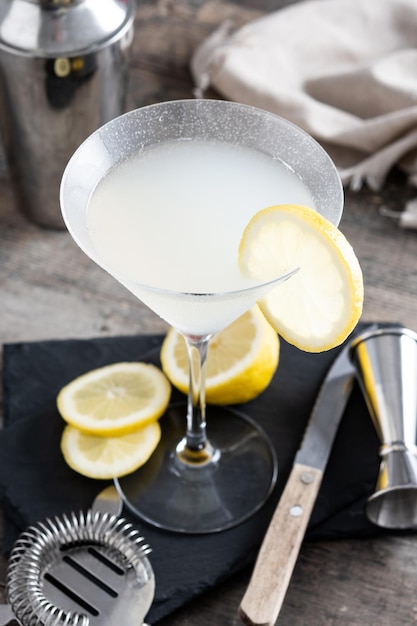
[350,325,417,529]
[0,486,155,625]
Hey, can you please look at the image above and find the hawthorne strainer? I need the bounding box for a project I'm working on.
[0,488,155,626]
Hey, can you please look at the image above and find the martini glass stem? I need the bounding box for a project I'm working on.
[176,333,216,464]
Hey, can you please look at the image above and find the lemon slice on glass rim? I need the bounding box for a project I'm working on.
[161,305,279,405]
[238,204,364,352]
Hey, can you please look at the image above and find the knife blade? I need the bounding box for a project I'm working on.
[239,341,356,626]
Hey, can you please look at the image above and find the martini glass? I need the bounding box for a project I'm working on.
[60,99,343,534]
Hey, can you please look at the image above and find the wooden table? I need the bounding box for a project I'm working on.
[1,1,417,624]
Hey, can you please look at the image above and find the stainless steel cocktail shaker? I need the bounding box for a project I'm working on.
[0,0,136,228]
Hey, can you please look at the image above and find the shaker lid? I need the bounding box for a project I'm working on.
[0,0,136,57]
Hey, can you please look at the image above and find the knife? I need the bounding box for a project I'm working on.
[239,341,356,626]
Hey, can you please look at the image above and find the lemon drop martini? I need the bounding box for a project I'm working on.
[86,138,314,335]
[60,99,344,534]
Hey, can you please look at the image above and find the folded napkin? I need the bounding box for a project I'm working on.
[0,327,389,622]
[191,0,417,222]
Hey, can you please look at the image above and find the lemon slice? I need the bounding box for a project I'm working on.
[239,204,364,352]
[161,306,279,405]
[61,421,161,479]
[57,362,171,436]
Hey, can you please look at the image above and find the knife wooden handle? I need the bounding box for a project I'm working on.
[239,463,323,626]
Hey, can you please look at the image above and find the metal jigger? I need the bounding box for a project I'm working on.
[350,326,417,529]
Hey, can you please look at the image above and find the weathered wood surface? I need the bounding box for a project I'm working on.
[1,1,417,624]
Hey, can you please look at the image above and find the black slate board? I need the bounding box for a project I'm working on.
[0,324,387,622]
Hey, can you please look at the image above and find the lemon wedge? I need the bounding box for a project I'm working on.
[60,421,161,479]
[239,204,364,352]
[57,362,171,436]
[161,306,279,405]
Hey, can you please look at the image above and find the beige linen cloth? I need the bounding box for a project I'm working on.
[191,0,417,225]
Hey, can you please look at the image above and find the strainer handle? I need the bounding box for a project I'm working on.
[0,603,18,624]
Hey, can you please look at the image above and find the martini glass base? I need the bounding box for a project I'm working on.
[115,403,278,534]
